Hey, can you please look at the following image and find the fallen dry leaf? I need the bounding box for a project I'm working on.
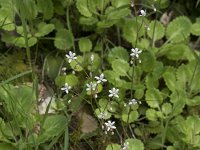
[77,108,98,133]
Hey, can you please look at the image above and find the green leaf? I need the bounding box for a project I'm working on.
[14,37,37,48]
[145,74,159,89]
[37,115,68,144]
[122,110,139,123]
[106,143,121,150]
[17,0,38,20]
[55,74,78,87]
[37,0,53,20]
[111,0,130,7]
[146,109,158,121]
[97,20,117,28]
[170,91,186,115]
[0,8,15,31]
[54,29,74,50]
[112,59,129,76]
[167,146,176,150]
[162,103,172,115]
[178,116,200,146]
[146,88,163,108]
[122,18,146,45]
[76,0,92,17]
[108,46,129,63]
[79,38,92,52]
[176,61,200,94]
[70,56,84,71]
[140,51,155,72]
[147,20,165,40]
[0,143,15,150]
[187,96,200,106]
[159,43,194,61]
[79,17,98,25]
[163,67,177,91]
[106,7,130,20]
[166,16,192,42]
[191,22,200,36]
[125,138,144,150]
[35,22,55,37]
[45,56,62,79]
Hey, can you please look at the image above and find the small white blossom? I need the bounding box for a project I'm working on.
[109,88,119,98]
[91,54,94,62]
[66,51,77,63]
[61,67,67,75]
[98,112,107,119]
[128,99,141,105]
[62,67,67,71]
[104,120,116,133]
[139,9,146,16]
[95,73,107,84]
[61,83,71,94]
[131,2,134,7]
[152,5,157,12]
[122,142,129,150]
[145,25,150,31]
[130,48,142,58]
[86,82,97,91]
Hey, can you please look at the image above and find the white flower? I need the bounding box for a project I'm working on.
[66,51,77,63]
[152,5,157,12]
[104,120,116,132]
[122,142,129,150]
[98,112,107,119]
[61,67,67,75]
[95,73,107,84]
[145,25,150,31]
[109,88,119,98]
[61,83,71,94]
[130,48,142,58]
[86,82,97,91]
[139,9,146,16]
[128,99,140,105]
[62,67,67,71]
[91,54,94,62]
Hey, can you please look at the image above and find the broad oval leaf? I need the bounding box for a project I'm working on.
[112,59,130,76]
[147,20,165,40]
[145,88,163,108]
[79,38,92,52]
[76,0,92,17]
[125,138,144,150]
[54,29,74,50]
[166,16,192,42]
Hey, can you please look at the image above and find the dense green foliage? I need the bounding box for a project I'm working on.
[0,0,200,149]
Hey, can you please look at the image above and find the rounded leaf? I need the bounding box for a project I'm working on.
[54,29,74,50]
[55,74,78,87]
[76,0,92,17]
[106,143,121,150]
[166,16,192,42]
[145,88,163,108]
[125,138,144,150]
[112,59,129,76]
[191,22,200,36]
[79,38,92,52]
[35,22,55,37]
[147,20,165,40]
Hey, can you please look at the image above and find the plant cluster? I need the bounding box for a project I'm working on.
[0,0,200,150]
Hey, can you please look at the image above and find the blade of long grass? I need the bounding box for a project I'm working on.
[0,70,32,86]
